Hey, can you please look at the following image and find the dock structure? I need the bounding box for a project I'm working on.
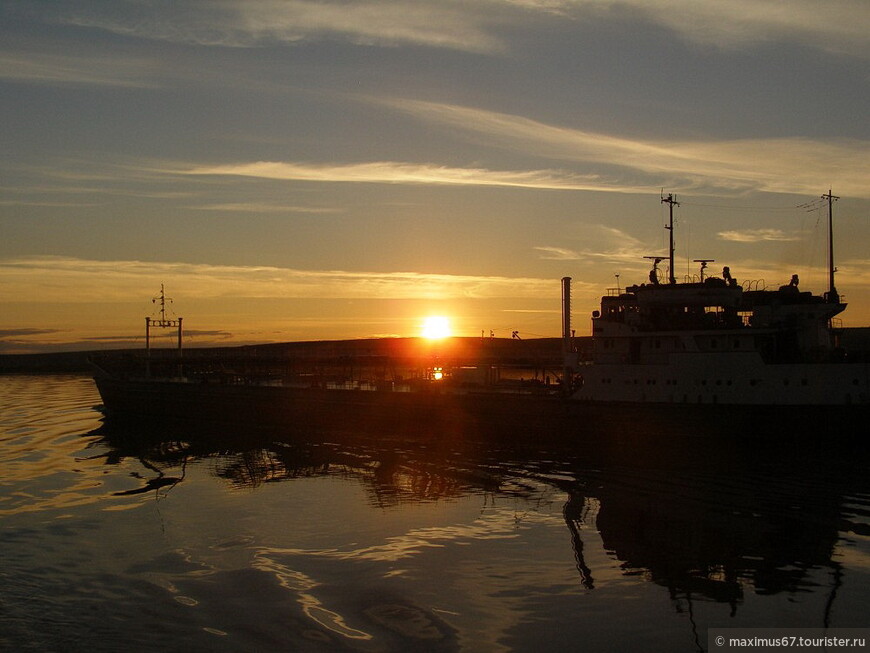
[92,337,573,392]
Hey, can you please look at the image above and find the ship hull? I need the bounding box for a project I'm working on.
[94,376,573,439]
[94,375,866,441]
[571,355,870,406]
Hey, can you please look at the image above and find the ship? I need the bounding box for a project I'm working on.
[565,192,869,409]
[91,295,570,439]
[92,191,868,437]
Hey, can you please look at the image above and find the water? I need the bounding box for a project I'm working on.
[1,375,868,652]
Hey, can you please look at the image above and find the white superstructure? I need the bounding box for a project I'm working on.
[568,192,869,407]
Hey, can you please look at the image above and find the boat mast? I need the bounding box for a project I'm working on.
[145,284,183,363]
[822,189,839,304]
[157,283,168,322]
[661,193,679,284]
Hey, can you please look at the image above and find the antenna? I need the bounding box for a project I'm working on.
[644,256,664,284]
[661,193,680,284]
[821,189,840,303]
[693,259,714,282]
[152,283,174,323]
[145,284,183,370]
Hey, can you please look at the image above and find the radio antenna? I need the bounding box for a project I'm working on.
[661,192,679,284]
[821,189,839,303]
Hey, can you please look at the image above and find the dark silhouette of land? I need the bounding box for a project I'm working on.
[0,336,573,375]
[3,328,869,374]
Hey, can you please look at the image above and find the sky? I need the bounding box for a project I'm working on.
[1,0,869,353]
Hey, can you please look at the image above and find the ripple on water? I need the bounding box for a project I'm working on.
[0,376,113,516]
[2,375,869,651]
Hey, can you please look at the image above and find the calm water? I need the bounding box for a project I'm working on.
[1,375,869,652]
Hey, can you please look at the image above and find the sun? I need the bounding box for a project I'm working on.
[421,316,452,339]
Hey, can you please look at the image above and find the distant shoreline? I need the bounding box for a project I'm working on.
[0,350,100,374]
[0,336,570,374]
[3,329,870,374]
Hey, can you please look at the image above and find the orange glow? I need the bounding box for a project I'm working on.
[421,316,452,339]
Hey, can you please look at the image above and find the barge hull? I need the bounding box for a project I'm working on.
[94,377,866,441]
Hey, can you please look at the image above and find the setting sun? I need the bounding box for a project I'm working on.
[421,316,452,339]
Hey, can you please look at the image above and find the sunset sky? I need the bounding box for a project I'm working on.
[2,0,869,353]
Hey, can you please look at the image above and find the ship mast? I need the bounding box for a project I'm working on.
[822,189,839,304]
[661,193,679,284]
[145,284,183,360]
[156,283,169,322]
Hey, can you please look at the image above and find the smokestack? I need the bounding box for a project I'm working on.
[561,277,574,394]
[561,276,572,351]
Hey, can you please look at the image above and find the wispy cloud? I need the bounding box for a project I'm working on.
[183,160,627,192]
[575,227,654,264]
[0,328,61,338]
[0,256,564,303]
[718,229,801,243]
[534,246,581,260]
[536,227,653,273]
[191,203,341,215]
[380,99,870,198]
[594,0,870,58]
[32,0,870,58]
[0,51,159,87]
[46,0,507,53]
[0,198,103,208]
[509,0,870,58]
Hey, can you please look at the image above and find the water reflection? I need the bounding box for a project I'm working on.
[92,415,869,617]
[3,375,868,651]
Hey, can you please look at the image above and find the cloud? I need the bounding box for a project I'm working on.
[81,329,233,341]
[0,51,159,87]
[380,99,870,198]
[191,202,342,215]
[183,160,632,192]
[32,0,870,58]
[0,256,563,303]
[0,328,62,338]
[0,198,103,208]
[576,226,654,264]
[45,0,507,53]
[0,329,74,354]
[602,0,870,58]
[534,246,581,260]
[535,227,654,279]
[718,229,801,243]
[508,0,870,58]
